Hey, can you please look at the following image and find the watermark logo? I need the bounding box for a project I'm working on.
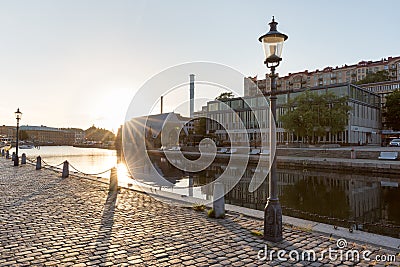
[123,62,274,205]
[257,238,397,263]
[336,238,347,249]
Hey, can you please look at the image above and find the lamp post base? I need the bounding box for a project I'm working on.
[263,198,283,242]
[14,156,19,166]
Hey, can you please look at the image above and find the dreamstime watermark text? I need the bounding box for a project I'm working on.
[257,238,397,263]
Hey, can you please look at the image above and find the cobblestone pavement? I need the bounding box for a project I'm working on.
[0,158,399,266]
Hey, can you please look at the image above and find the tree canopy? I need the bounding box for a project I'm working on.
[356,70,390,85]
[215,92,234,100]
[19,130,29,141]
[85,125,115,142]
[280,91,351,143]
[194,117,207,136]
[384,90,400,131]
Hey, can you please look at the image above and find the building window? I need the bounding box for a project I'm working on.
[208,103,218,111]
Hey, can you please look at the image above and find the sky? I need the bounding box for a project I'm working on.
[0,0,399,132]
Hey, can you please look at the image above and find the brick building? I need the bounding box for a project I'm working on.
[245,56,400,97]
[0,125,77,145]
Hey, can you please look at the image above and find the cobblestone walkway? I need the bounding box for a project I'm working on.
[0,158,398,266]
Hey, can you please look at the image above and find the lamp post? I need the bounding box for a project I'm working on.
[259,16,288,242]
[14,108,22,166]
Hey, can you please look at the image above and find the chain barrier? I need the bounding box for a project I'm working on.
[68,162,113,176]
[41,159,65,168]
[27,156,113,177]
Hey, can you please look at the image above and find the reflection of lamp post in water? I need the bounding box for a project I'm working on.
[188,173,193,197]
[258,16,288,242]
[14,108,22,166]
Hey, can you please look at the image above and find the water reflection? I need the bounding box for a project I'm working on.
[146,155,400,237]
[10,146,117,177]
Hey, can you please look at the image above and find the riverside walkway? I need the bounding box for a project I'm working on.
[0,158,398,266]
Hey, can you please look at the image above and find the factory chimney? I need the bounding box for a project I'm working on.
[190,74,195,118]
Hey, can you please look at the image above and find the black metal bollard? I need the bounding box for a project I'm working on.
[36,156,42,170]
[21,153,26,164]
[62,160,69,178]
[12,152,19,166]
[109,167,118,192]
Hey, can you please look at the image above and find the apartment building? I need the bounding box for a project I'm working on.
[245,56,400,97]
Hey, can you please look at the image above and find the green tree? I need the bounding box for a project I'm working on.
[194,117,206,136]
[115,126,122,151]
[215,92,234,100]
[19,130,29,141]
[85,125,115,142]
[356,70,390,85]
[281,91,351,143]
[384,90,400,130]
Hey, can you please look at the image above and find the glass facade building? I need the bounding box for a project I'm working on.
[206,84,381,146]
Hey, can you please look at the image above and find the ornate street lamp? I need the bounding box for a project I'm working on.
[14,108,22,166]
[259,16,288,242]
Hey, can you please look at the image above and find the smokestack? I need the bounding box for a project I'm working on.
[190,74,195,118]
[160,96,163,114]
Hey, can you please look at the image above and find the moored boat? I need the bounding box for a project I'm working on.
[0,144,12,151]
[19,144,34,149]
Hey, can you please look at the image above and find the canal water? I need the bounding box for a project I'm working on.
[145,154,400,238]
[9,146,400,237]
[9,146,117,176]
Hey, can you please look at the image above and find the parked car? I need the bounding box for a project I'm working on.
[389,139,400,147]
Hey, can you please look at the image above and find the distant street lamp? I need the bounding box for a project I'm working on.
[14,108,22,166]
[259,16,288,242]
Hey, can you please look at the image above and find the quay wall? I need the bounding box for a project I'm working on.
[276,148,379,159]
[147,150,400,175]
[181,146,383,160]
